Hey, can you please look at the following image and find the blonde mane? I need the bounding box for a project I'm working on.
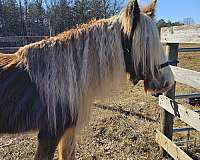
[16,17,126,132]
[12,8,165,132]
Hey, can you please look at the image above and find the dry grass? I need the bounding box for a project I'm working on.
[0,44,200,159]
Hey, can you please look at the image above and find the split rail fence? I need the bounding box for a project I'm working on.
[156,24,200,160]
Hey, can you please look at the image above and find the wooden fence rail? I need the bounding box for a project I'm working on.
[0,36,48,43]
[158,24,200,159]
[159,95,200,131]
[156,130,193,160]
[171,66,200,89]
[161,24,200,44]
[0,47,20,53]
[0,36,48,53]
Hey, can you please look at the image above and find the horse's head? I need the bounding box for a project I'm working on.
[120,0,174,93]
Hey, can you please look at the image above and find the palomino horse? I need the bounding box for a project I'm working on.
[0,0,174,159]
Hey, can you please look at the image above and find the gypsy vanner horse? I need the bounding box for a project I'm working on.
[0,0,174,159]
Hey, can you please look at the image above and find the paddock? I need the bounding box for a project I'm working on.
[0,29,200,159]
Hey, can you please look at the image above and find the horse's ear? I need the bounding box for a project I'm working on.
[141,0,157,18]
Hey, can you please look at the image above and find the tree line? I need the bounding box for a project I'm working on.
[0,0,186,37]
[157,19,183,32]
[0,0,124,36]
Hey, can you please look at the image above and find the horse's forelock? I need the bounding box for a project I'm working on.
[123,13,164,86]
[120,0,141,83]
[120,0,140,37]
[139,14,167,90]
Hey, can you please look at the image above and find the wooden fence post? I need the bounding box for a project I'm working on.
[160,43,179,158]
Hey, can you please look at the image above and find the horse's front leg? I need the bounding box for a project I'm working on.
[34,130,61,160]
[58,126,76,160]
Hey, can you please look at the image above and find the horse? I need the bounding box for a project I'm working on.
[0,0,174,159]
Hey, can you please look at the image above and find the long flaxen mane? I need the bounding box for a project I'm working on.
[0,0,165,132]
[17,19,127,131]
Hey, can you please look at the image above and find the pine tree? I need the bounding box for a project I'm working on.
[58,0,73,32]
[2,0,21,35]
[89,0,104,19]
[26,0,48,35]
[0,0,4,35]
[19,0,26,36]
[73,0,90,25]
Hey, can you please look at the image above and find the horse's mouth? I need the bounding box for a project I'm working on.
[144,81,174,94]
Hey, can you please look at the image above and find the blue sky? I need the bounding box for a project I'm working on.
[124,0,200,23]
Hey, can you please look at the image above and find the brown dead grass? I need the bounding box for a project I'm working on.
[0,44,200,160]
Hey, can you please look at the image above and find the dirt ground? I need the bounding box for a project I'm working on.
[0,46,200,160]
